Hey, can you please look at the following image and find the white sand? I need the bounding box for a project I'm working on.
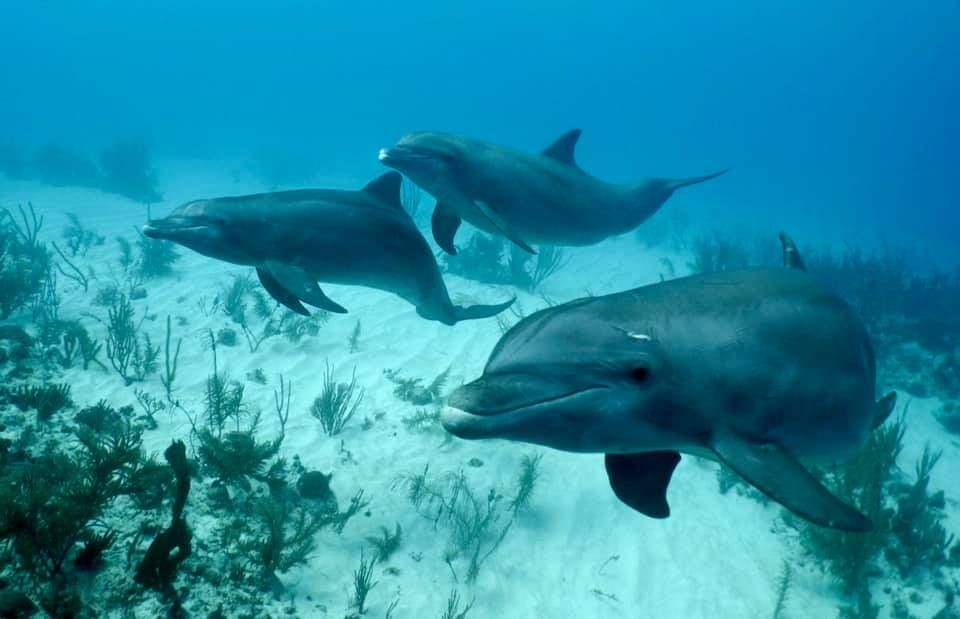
[1,165,956,618]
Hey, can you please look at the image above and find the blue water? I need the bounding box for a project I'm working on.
[2,1,958,259]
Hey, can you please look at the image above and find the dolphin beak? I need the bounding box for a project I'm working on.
[443,372,607,438]
[378,144,432,165]
[141,217,206,241]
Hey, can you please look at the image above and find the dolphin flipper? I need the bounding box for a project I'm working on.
[449,296,516,324]
[267,265,349,314]
[712,434,871,532]
[432,203,462,255]
[872,392,897,429]
[257,268,311,316]
[474,200,536,254]
[604,452,681,518]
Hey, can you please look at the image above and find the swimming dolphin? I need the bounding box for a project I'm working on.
[443,234,896,531]
[378,129,726,254]
[142,172,514,325]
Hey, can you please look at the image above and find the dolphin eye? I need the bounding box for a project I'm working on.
[629,367,651,383]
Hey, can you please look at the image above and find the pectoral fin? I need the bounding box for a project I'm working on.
[872,392,897,429]
[256,268,310,316]
[711,433,871,532]
[266,265,348,314]
[432,202,461,255]
[604,451,681,518]
[474,200,535,254]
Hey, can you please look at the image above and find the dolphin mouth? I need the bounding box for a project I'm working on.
[441,384,608,440]
[442,372,608,438]
[378,145,433,164]
[142,218,210,240]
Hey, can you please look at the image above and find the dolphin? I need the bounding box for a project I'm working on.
[443,234,896,531]
[142,172,514,325]
[378,129,726,254]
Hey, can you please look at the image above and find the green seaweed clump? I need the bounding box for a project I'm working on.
[135,229,180,278]
[397,458,542,582]
[887,445,955,577]
[799,415,905,594]
[311,362,365,436]
[442,232,567,290]
[102,294,160,384]
[4,382,73,422]
[0,421,145,614]
[198,428,283,490]
[0,204,50,319]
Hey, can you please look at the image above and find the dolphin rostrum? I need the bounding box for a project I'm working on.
[379,129,726,254]
[443,233,896,531]
[142,172,514,325]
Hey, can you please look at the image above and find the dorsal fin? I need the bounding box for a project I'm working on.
[542,129,582,167]
[778,232,806,271]
[363,172,403,208]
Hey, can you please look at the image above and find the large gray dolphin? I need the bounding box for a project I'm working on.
[378,129,726,254]
[142,172,514,325]
[443,234,896,531]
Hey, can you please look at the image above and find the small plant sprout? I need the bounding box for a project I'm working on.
[310,361,365,436]
[351,549,378,615]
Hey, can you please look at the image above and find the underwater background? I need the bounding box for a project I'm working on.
[1,1,959,618]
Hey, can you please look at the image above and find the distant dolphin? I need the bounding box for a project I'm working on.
[142,172,514,325]
[443,234,896,531]
[379,129,726,254]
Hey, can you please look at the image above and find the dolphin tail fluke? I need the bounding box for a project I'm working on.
[450,296,516,324]
[665,169,729,191]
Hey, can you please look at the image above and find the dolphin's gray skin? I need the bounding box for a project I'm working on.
[142,172,514,325]
[378,129,726,254]
[443,234,896,531]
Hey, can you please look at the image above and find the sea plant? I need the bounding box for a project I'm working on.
[5,382,73,422]
[160,315,183,403]
[197,424,283,490]
[310,361,365,436]
[687,234,752,274]
[351,549,379,614]
[443,232,568,290]
[218,273,328,351]
[509,453,543,513]
[51,241,92,292]
[384,366,449,406]
[61,212,104,257]
[102,294,160,384]
[0,203,50,319]
[0,421,146,610]
[887,444,954,577]
[135,228,180,278]
[365,523,402,563]
[798,413,905,595]
[440,590,474,619]
[397,463,534,582]
[348,320,362,353]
